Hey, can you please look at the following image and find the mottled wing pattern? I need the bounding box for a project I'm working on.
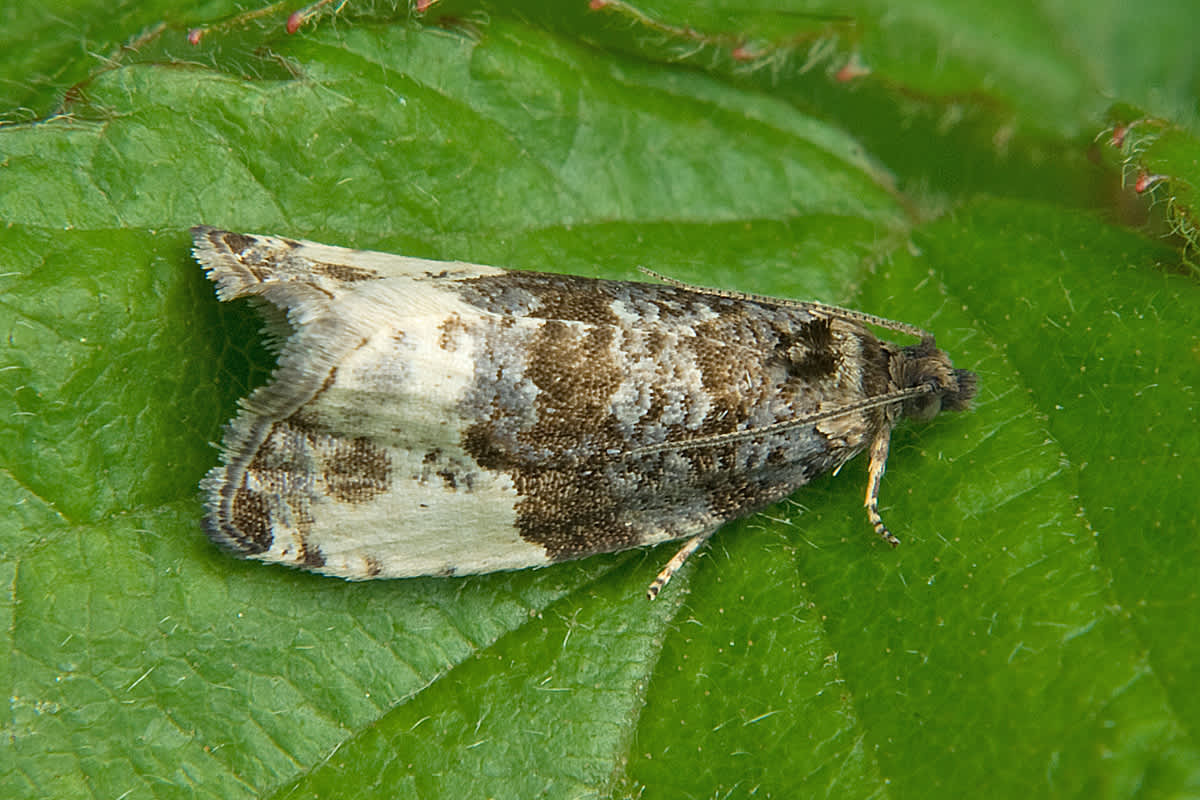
[192,227,961,586]
[443,269,890,563]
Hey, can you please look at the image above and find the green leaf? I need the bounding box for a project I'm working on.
[1,3,1198,799]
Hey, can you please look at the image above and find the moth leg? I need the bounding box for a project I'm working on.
[646,532,713,600]
[865,424,902,547]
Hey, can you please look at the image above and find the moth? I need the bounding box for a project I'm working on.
[193,226,977,599]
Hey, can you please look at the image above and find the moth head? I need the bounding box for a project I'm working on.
[895,339,978,422]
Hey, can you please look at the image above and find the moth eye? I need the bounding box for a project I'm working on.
[905,388,942,422]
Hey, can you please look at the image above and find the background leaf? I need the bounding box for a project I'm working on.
[1,2,1197,799]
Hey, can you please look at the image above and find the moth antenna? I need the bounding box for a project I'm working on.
[636,266,932,341]
[628,384,933,457]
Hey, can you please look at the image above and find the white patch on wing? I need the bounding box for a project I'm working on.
[257,277,555,577]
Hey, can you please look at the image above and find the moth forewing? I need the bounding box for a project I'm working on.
[193,227,977,598]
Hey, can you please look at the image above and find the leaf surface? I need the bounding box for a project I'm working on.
[1,3,1198,799]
